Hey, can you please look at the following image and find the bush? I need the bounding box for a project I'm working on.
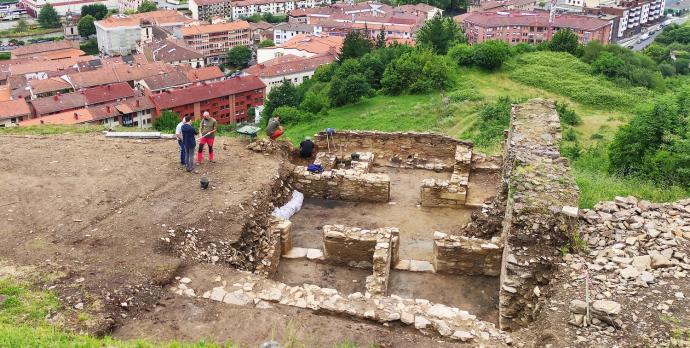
[447,43,474,66]
[329,73,373,106]
[468,97,513,147]
[555,102,582,125]
[471,40,511,70]
[272,106,313,125]
[563,127,578,141]
[548,29,580,55]
[381,48,456,95]
[300,86,330,113]
[153,110,180,133]
[448,85,482,102]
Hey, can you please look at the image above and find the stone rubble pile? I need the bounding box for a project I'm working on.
[564,196,690,333]
[175,273,508,345]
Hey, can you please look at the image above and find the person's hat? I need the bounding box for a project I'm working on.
[203,111,210,116]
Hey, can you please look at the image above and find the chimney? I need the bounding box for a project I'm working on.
[108,85,111,89]
[53,94,59,101]
[136,99,140,107]
[74,112,78,120]
[106,105,111,113]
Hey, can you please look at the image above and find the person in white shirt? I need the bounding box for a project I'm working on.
[175,119,186,165]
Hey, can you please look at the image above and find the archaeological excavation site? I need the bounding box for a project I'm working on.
[1,98,689,347]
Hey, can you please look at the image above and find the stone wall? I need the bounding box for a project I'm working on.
[497,99,579,331]
[313,131,473,171]
[420,145,472,207]
[290,166,390,203]
[432,232,503,276]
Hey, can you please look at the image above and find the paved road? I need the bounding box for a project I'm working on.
[622,15,690,51]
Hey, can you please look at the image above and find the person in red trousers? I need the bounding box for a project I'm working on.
[197,111,218,164]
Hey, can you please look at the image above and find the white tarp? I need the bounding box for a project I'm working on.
[272,190,304,220]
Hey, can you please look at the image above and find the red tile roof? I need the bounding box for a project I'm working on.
[87,96,155,121]
[149,75,265,110]
[11,40,76,58]
[141,71,191,91]
[277,34,344,55]
[0,98,31,120]
[20,108,93,126]
[183,66,225,83]
[244,53,336,78]
[180,21,250,36]
[82,82,136,105]
[462,10,611,31]
[30,92,87,116]
[29,77,73,95]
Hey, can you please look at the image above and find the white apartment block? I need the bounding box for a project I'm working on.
[273,22,316,44]
[96,19,153,56]
[118,0,143,12]
[232,0,329,19]
[189,0,232,20]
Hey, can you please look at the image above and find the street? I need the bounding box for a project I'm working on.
[620,15,689,51]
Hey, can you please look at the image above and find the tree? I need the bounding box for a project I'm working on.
[81,4,108,20]
[381,48,456,94]
[264,80,300,119]
[300,86,330,114]
[14,18,28,33]
[471,40,511,70]
[38,4,61,29]
[548,29,580,55]
[339,31,372,61]
[258,39,274,48]
[272,106,312,125]
[78,15,96,38]
[415,16,464,55]
[153,110,180,133]
[225,45,252,68]
[591,51,625,78]
[137,1,157,13]
[375,26,386,49]
[329,73,373,106]
[448,43,474,66]
[80,38,99,55]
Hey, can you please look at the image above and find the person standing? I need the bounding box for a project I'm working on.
[266,116,283,140]
[175,117,185,165]
[181,116,198,172]
[197,111,218,164]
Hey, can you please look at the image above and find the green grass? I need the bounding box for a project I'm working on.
[0,27,61,38]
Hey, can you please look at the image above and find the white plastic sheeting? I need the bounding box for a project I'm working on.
[271,190,304,220]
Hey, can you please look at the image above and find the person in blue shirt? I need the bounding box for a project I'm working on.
[180,116,198,172]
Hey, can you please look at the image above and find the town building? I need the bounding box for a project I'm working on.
[30,82,136,117]
[21,0,117,17]
[178,21,252,65]
[11,40,83,60]
[87,96,155,128]
[28,77,74,99]
[0,98,31,127]
[273,22,316,44]
[189,0,232,20]
[590,0,666,38]
[469,0,539,12]
[250,21,275,43]
[232,0,330,19]
[144,38,206,68]
[460,10,613,45]
[149,75,265,123]
[137,70,192,93]
[65,62,174,89]
[63,12,81,40]
[19,108,94,126]
[182,65,225,83]
[257,34,343,63]
[95,10,192,56]
[244,52,335,94]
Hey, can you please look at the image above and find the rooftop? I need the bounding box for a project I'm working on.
[183,65,225,82]
[0,98,31,120]
[81,82,136,105]
[30,92,87,116]
[244,53,336,78]
[20,108,93,126]
[273,22,316,32]
[147,39,204,63]
[96,10,191,29]
[87,96,155,121]
[28,77,73,96]
[462,10,612,31]
[180,21,251,36]
[11,40,76,58]
[277,34,344,55]
[141,71,191,91]
[149,75,264,110]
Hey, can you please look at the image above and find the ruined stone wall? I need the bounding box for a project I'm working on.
[498,99,579,331]
[420,144,472,207]
[432,232,503,276]
[313,131,473,171]
[290,166,390,203]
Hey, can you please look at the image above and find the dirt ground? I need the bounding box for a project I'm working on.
[289,167,496,261]
[0,134,283,332]
[275,259,369,294]
[114,264,479,348]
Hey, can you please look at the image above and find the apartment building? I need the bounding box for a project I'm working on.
[95,10,191,56]
[144,38,206,68]
[232,0,329,18]
[461,10,613,45]
[257,34,343,63]
[179,21,251,65]
[189,0,232,20]
[21,0,116,17]
[149,75,265,123]
[244,52,335,94]
[30,82,135,117]
[87,96,155,128]
[591,0,665,38]
[273,22,316,44]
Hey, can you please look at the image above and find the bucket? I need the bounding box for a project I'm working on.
[200,176,209,189]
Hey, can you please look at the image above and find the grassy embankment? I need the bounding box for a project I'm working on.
[283,51,689,208]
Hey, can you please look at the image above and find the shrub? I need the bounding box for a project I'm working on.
[300,86,330,113]
[555,102,582,125]
[447,43,474,66]
[548,29,580,55]
[381,48,456,94]
[329,73,373,106]
[448,85,482,102]
[272,106,313,125]
[471,40,511,70]
[563,127,578,141]
[153,110,180,133]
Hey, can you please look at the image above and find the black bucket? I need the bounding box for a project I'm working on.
[351,153,360,161]
[200,176,209,189]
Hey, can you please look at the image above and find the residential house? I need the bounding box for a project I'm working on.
[144,38,206,68]
[28,77,74,99]
[30,82,135,117]
[257,34,343,63]
[137,70,192,93]
[10,40,83,60]
[20,108,93,126]
[87,96,155,128]
[244,52,335,94]
[182,65,225,83]
[250,21,275,43]
[149,75,265,123]
[0,98,31,127]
